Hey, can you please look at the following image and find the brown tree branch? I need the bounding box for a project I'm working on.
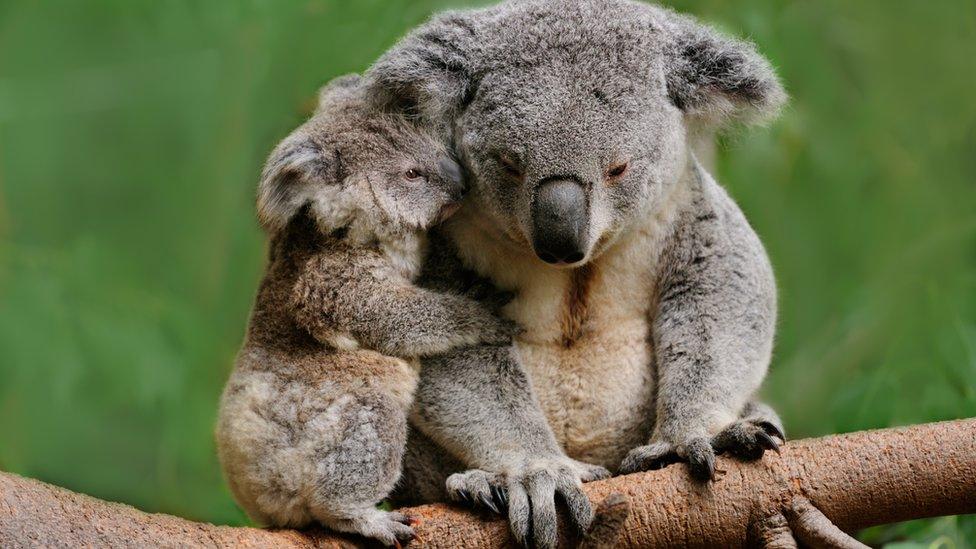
[1,419,973,548]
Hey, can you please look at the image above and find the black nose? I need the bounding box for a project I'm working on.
[439,157,466,198]
[531,178,589,265]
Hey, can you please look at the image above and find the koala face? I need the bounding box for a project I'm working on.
[458,58,686,265]
[323,115,466,232]
[367,0,785,265]
[257,74,466,236]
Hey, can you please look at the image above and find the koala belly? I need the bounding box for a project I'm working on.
[446,197,678,472]
[515,321,656,470]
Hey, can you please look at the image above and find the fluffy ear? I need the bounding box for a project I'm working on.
[364,11,480,125]
[662,14,786,127]
[256,130,336,232]
[315,73,363,114]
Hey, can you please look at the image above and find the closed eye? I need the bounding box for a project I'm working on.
[497,154,524,179]
[607,161,629,179]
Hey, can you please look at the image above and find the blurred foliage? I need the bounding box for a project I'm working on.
[0,0,973,545]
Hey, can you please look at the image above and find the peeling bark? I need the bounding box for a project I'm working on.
[1,419,973,548]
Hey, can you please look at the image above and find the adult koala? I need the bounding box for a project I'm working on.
[366,0,786,544]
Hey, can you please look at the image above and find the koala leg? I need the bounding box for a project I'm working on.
[216,367,415,546]
[305,394,416,546]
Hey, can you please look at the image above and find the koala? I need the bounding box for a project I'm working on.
[214,74,515,546]
[364,0,788,545]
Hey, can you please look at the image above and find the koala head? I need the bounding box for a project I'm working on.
[257,74,466,240]
[366,0,785,266]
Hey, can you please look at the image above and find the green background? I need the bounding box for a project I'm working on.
[1,1,973,546]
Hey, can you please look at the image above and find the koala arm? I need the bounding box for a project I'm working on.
[412,345,609,546]
[412,346,564,467]
[622,171,777,479]
[290,253,515,357]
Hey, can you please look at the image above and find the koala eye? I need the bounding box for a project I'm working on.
[404,168,426,181]
[497,154,524,179]
[607,161,629,180]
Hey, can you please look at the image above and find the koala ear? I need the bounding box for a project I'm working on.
[364,12,480,125]
[663,14,786,127]
[315,73,363,113]
[256,130,336,232]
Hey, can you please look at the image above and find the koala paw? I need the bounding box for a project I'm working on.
[618,440,707,479]
[479,315,522,346]
[712,418,784,460]
[447,456,609,549]
[447,469,507,514]
[328,509,416,548]
[618,420,785,481]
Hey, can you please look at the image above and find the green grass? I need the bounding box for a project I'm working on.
[0,0,973,545]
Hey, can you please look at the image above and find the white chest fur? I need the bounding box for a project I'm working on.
[447,186,687,468]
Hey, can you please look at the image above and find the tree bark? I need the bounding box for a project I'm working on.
[1,419,973,548]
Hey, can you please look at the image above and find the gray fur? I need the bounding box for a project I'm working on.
[364,0,787,544]
[215,76,515,546]
[403,341,610,547]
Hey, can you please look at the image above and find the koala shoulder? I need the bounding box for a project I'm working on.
[659,168,775,300]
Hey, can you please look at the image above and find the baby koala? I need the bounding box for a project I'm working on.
[215,75,514,546]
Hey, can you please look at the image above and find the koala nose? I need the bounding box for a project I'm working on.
[438,157,466,199]
[531,178,589,265]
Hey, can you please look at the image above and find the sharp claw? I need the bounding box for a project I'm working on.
[757,430,781,454]
[479,492,500,514]
[689,464,709,481]
[491,485,508,508]
[689,450,716,481]
[758,420,786,441]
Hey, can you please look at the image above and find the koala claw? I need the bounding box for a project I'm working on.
[758,430,781,454]
[491,484,509,509]
[400,513,422,528]
[508,462,596,549]
[446,469,505,515]
[757,419,787,443]
[449,456,603,549]
[620,418,786,481]
[712,418,784,460]
[683,438,717,481]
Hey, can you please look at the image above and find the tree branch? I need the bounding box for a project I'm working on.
[1,419,973,548]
